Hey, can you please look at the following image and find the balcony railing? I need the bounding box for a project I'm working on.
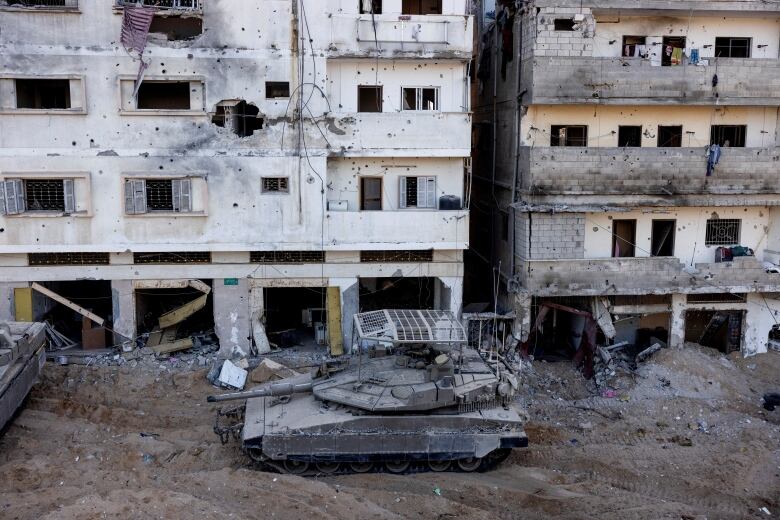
[116,0,200,11]
[0,0,78,8]
[357,17,449,45]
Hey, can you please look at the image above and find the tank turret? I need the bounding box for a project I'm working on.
[211,310,528,476]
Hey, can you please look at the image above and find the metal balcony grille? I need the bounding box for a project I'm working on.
[133,252,211,264]
[354,309,467,345]
[705,219,741,246]
[360,250,434,263]
[29,253,110,266]
[688,293,746,304]
[1,0,78,8]
[250,251,325,264]
[25,180,64,211]
[116,0,200,10]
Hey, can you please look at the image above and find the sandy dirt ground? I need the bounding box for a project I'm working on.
[0,344,778,519]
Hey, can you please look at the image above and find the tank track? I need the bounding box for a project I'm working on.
[245,448,512,476]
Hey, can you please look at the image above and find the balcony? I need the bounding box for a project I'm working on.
[116,0,200,11]
[328,112,472,157]
[533,0,780,15]
[325,210,469,251]
[521,256,780,297]
[0,0,77,9]
[520,147,780,197]
[325,14,473,58]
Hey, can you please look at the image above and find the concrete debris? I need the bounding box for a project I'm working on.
[249,358,300,384]
[217,360,247,390]
[636,343,664,363]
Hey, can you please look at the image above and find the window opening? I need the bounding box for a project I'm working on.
[15,79,71,109]
[148,15,202,41]
[705,219,741,246]
[618,126,642,147]
[612,219,636,257]
[360,250,433,262]
[554,19,575,31]
[710,125,746,147]
[399,176,436,208]
[212,100,262,137]
[360,177,382,210]
[136,81,190,110]
[622,36,647,57]
[359,0,382,13]
[251,251,325,263]
[402,87,439,110]
[265,82,290,99]
[715,37,751,58]
[661,36,686,66]
[658,125,683,147]
[401,0,441,15]
[358,86,383,112]
[262,177,289,193]
[551,125,587,147]
[133,252,211,264]
[651,220,676,257]
[28,253,109,266]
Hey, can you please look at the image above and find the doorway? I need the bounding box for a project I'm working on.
[662,36,686,66]
[612,219,636,257]
[685,310,743,354]
[359,277,435,312]
[651,220,676,257]
[360,177,382,210]
[263,287,327,349]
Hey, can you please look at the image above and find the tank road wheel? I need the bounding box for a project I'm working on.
[283,460,310,475]
[427,460,451,472]
[349,461,373,473]
[456,457,482,472]
[247,447,265,463]
[385,460,410,474]
[487,449,512,466]
[315,461,341,475]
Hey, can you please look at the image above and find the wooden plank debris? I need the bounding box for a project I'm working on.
[151,338,194,355]
[31,283,105,326]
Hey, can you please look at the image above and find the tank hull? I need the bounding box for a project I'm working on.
[241,394,527,472]
[0,323,46,432]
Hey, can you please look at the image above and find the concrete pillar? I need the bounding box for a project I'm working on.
[330,277,359,352]
[0,283,17,321]
[437,276,464,317]
[512,290,533,342]
[111,280,135,344]
[214,278,251,358]
[743,293,780,356]
[669,293,687,348]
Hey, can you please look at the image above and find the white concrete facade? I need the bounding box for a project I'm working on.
[0,0,473,356]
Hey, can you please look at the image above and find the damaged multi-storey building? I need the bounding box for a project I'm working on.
[473,0,780,358]
[0,0,473,356]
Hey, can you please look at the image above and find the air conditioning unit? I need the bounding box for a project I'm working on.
[328,200,348,211]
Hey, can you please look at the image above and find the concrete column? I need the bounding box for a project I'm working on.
[111,280,136,345]
[214,278,251,359]
[512,290,533,342]
[0,283,17,321]
[669,293,687,348]
[330,277,359,352]
[743,293,780,356]
[437,277,463,317]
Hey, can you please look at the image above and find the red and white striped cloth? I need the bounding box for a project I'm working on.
[120,6,156,55]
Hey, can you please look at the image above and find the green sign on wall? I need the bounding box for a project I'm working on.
[224,278,239,286]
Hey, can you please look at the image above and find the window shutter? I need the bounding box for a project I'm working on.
[172,178,192,212]
[0,182,5,216]
[3,179,24,215]
[125,179,147,214]
[399,177,407,208]
[426,177,437,208]
[416,176,437,208]
[63,179,76,213]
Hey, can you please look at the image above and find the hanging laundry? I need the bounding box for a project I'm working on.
[671,47,683,66]
[637,44,647,58]
[706,144,721,177]
[665,45,673,57]
[689,48,700,65]
[120,6,156,55]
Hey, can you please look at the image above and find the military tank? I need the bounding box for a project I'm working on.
[209,309,528,475]
[1,322,47,432]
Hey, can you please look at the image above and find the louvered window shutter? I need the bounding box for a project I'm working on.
[63,179,76,213]
[399,177,407,208]
[172,179,192,212]
[125,179,147,214]
[3,179,25,215]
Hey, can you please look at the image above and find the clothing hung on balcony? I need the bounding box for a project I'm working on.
[706,144,721,177]
[121,6,157,99]
[671,47,683,66]
[689,48,700,65]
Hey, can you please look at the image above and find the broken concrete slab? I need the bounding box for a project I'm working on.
[249,358,299,384]
[218,360,247,390]
[637,343,664,363]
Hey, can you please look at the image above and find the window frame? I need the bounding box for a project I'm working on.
[657,125,683,148]
[261,177,290,194]
[122,173,205,217]
[401,86,440,111]
[118,75,206,115]
[715,37,752,58]
[0,75,87,115]
[622,35,647,57]
[618,125,643,148]
[360,177,383,211]
[357,85,383,113]
[399,176,437,209]
[705,219,741,246]
[550,125,588,147]
[0,173,90,217]
[710,125,747,147]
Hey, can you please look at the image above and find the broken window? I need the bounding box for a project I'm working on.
[710,125,746,147]
[15,79,71,109]
[402,87,439,111]
[212,100,262,137]
[657,125,682,148]
[554,19,575,31]
[618,126,642,147]
[402,0,441,15]
[28,253,109,266]
[133,252,211,264]
[661,36,686,66]
[651,220,676,257]
[137,81,191,110]
[1,178,75,215]
[399,176,436,209]
[705,219,741,246]
[715,37,751,58]
[359,0,381,14]
[147,15,203,41]
[360,177,382,210]
[551,125,587,147]
[261,177,289,193]
[358,85,383,112]
[622,36,647,57]
[250,251,325,263]
[124,178,191,214]
[612,219,636,258]
[360,250,433,262]
[265,82,290,99]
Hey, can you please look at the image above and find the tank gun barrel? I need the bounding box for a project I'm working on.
[207,381,313,403]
